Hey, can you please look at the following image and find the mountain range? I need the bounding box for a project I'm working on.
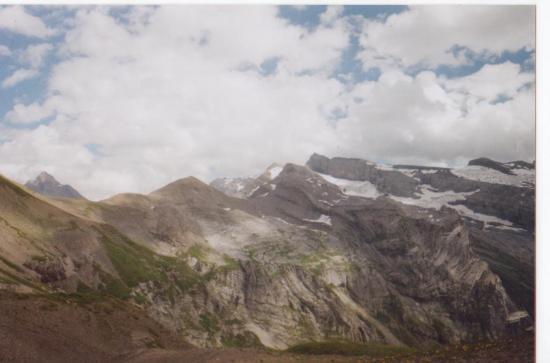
[0,153,534,361]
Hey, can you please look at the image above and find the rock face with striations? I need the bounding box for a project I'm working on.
[25,171,84,199]
[305,153,535,316]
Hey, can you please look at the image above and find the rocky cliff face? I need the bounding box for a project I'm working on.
[25,171,84,199]
[306,153,419,197]
[305,154,535,316]
[0,153,534,352]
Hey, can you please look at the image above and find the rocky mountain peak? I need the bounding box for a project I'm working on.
[209,162,284,199]
[258,162,284,181]
[25,171,84,199]
[151,176,210,198]
[36,171,56,183]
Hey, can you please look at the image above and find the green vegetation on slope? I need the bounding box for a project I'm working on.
[94,225,202,302]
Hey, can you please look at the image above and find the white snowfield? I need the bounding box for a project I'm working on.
[267,166,283,180]
[303,214,332,226]
[390,185,475,210]
[315,170,522,230]
[390,186,519,228]
[392,169,421,181]
[317,173,380,199]
[393,168,443,179]
[389,185,514,229]
[451,165,534,188]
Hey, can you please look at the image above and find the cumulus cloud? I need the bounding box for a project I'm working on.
[360,5,535,69]
[287,5,308,11]
[320,5,344,25]
[442,62,533,102]
[0,6,56,38]
[0,44,11,56]
[335,67,535,165]
[2,68,39,88]
[1,43,53,89]
[5,99,57,124]
[1,6,349,199]
[19,43,53,68]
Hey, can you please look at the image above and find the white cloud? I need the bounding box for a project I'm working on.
[287,5,307,11]
[0,6,55,38]
[335,66,535,165]
[360,5,535,70]
[20,43,53,68]
[1,43,53,90]
[2,68,38,88]
[1,6,349,199]
[320,5,344,25]
[442,62,533,102]
[5,99,58,124]
[0,44,11,56]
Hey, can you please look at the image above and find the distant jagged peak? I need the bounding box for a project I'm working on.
[25,171,84,199]
[257,162,284,181]
[27,171,62,188]
[210,162,284,199]
[35,171,57,183]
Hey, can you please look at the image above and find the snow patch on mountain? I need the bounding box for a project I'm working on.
[248,186,260,196]
[389,185,517,227]
[390,185,475,209]
[451,165,534,188]
[304,214,332,226]
[317,173,380,199]
[393,169,417,178]
[267,166,283,180]
[450,204,517,227]
[210,163,283,199]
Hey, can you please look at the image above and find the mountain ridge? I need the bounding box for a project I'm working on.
[0,153,534,360]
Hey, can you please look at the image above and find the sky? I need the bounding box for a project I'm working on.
[0,4,536,200]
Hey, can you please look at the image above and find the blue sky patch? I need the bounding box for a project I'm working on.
[431,47,535,79]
